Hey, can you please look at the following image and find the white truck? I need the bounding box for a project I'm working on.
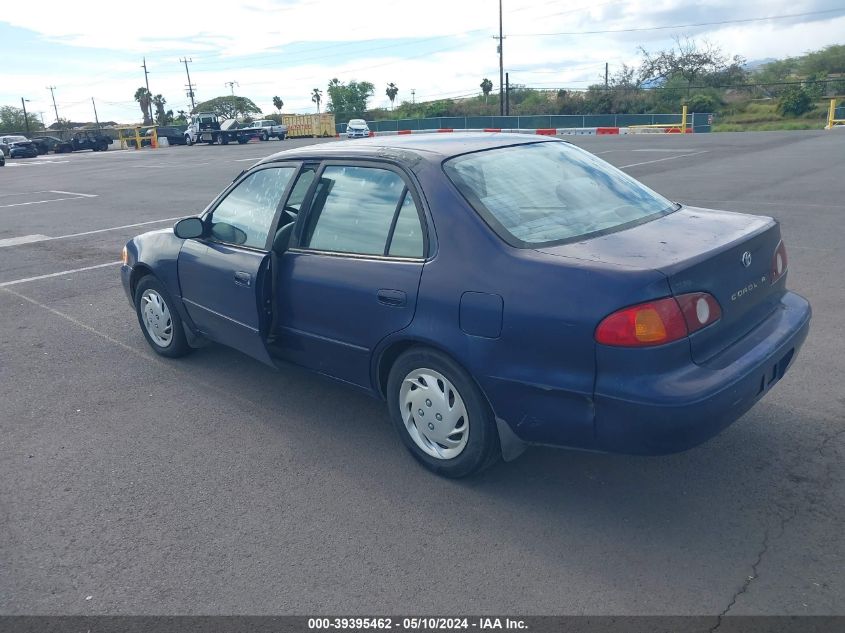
[185,113,288,145]
[252,119,288,140]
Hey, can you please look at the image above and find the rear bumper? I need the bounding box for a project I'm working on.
[593,290,811,454]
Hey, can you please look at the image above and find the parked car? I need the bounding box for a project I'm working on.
[252,119,287,140]
[0,151,4,166]
[8,139,39,158]
[346,118,370,138]
[127,127,188,147]
[0,135,30,157]
[30,135,73,154]
[121,134,811,478]
[69,131,111,152]
[148,126,187,146]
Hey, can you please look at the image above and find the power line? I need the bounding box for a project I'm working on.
[508,7,845,36]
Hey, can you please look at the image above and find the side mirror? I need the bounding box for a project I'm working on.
[174,217,204,239]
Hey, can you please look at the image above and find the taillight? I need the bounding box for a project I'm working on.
[771,240,787,284]
[595,293,721,347]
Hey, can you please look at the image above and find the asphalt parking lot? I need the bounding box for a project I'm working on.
[1,131,843,616]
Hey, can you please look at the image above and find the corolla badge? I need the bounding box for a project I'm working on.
[741,251,752,268]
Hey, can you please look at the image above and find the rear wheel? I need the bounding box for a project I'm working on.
[387,348,500,478]
[134,276,191,358]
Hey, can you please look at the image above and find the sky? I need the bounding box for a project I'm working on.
[1,0,844,125]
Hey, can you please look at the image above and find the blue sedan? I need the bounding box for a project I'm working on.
[121,134,811,477]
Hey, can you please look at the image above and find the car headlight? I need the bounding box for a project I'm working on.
[121,246,128,265]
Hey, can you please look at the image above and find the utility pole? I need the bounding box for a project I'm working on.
[92,97,101,132]
[47,86,60,128]
[180,57,196,111]
[605,62,609,88]
[498,0,504,116]
[141,57,152,123]
[21,98,31,134]
[411,89,416,104]
[505,73,510,116]
[225,81,239,120]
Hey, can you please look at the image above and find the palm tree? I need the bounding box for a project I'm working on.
[480,78,493,105]
[386,83,399,110]
[273,96,283,112]
[134,87,152,125]
[311,88,322,113]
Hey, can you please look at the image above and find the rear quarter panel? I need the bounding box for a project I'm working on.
[387,160,671,449]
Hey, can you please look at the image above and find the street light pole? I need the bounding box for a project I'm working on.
[225,81,239,120]
[21,98,30,134]
[498,0,504,117]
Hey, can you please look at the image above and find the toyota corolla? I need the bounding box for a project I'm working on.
[121,134,811,477]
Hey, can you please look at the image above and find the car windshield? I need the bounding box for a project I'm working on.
[443,140,675,247]
[4,136,28,142]
[349,120,366,127]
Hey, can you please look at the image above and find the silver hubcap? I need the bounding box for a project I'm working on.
[140,289,173,347]
[399,368,469,460]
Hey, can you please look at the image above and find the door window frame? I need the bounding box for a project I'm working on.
[287,159,432,262]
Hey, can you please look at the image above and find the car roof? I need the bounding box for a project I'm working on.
[259,132,560,168]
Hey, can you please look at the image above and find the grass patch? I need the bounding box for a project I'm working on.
[713,120,826,132]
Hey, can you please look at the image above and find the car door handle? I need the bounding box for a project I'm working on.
[234,271,252,287]
[377,289,406,307]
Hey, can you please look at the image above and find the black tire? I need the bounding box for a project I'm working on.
[185,135,193,146]
[386,347,500,478]
[134,276,191,358]
[262,131,269,141]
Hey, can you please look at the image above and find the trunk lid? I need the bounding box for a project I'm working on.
[537,206,785,363]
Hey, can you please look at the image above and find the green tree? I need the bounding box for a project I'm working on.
[272,95,284,112]
[173,110,188,125]
[777,86,813,116]
[152,94,173,126]
[326,79,374,119]
[0,106,41,134]
[480,78,493,104]
[134,87,152,125]
[386,83,399,110]
[192,96,261,119]
[638,37,744,96]
[312,88,323,113]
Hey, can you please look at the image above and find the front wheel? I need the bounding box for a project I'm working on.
[261,131,269,141]
[185,135,193,146]
[386,348,500,478]
[134,276,191,358]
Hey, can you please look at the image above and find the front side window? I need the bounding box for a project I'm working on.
[208,167,295,248]
[303,165,408,256]
[444,141,675,247]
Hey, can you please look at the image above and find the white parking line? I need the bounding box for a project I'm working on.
[0,261,121,287]
[49,190,98,198]
[619,151,708,168]
[0,216,181,248]
[0,194,98,208]
[0,234,51,247]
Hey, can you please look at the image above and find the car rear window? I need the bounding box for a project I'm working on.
[443,141,675,247]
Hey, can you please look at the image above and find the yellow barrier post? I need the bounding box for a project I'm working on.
[827,98,836,129]
[681,104,688,132]
[151,127,158,149]
[134,127,141,150]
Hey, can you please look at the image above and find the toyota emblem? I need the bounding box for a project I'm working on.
[741,251,752,268]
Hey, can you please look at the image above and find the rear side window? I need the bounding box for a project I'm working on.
[388,192,424,258]
[444,141,675,247]
[304,165,419,256]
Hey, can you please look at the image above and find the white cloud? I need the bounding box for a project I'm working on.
[2,0,843,124]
